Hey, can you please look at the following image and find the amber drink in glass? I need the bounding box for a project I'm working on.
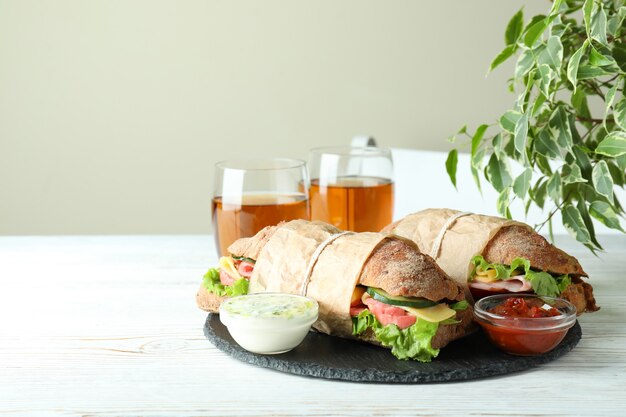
[309,147,394,232]
[212,158,310,256]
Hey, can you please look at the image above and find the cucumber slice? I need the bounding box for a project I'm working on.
[366,287,437,308]
[231,255,256,264]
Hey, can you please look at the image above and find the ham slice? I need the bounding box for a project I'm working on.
[363,297,417,329]
[219,270,235,286]
[220,259,254,286]
[469,275,533,293]
[237,261,254,278]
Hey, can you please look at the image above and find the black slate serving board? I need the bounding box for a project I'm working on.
[204,313,581,383]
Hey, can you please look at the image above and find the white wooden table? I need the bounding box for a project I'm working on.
[1,235,624,416]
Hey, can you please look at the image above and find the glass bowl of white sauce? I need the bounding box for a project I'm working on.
[219,293,319,354]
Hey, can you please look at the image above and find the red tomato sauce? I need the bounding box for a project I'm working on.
[479,322,568,356]
[488,297,560,318]
[481,297,566,356]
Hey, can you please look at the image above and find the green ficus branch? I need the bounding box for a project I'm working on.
[446,0,626,252]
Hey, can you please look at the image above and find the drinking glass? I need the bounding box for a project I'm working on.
[308,146,394,232]
[212,158,310,256]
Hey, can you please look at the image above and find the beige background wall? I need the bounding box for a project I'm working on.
[0,0,545,235]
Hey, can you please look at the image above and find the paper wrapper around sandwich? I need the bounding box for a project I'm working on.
[249,220,386,338]
[386,208,530,300]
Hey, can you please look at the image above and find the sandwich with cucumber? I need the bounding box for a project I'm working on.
[383,208,598,314]
[196,219,473,362]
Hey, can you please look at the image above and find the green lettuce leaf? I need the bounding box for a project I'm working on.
[352,309,379,335]
[351,310,440,362]
[440,317,461,325]
[450,300,469,311]
[470,255,511,279]
[469,255,570,297]
[556,275,572,294]
[202,267,249,297]
[225,277,250,297]
[527,271,560,297]
[202,267,227,296]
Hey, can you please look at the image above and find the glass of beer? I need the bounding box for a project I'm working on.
[212,158,310,256]
[309,146,394,232]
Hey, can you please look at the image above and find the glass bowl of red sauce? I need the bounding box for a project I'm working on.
[474,294,577,356]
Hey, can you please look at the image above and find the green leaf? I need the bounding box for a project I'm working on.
[537,64,554,99]
[608,6,626,36]
[514,112,529,155]
[492,133,505,159]
[563,163,587,184]
[562,204,592,244]
[577,65,610,80]
[608,160,626,186]
[471,164,482,194]
[614,99,626,131]
[513,168,533,199]
[549,0,564,16]
[532,178,548,208]
[613,43,626,72]
[592,160,615,204]
[515,48,535,78]
[567,41,587,90]
[590,200,625,231]
[486,154,513,192]
[489,44,517,72]
[571,88,592,121]
[524,17,550,47]
[569,114,583,145]
[471,124,489,168]
[499,111,522,133]
[605,83,618,126]
[535,153,553,176]
[549,106,573,150]
[497,187,511,217]
[539,36,564,71]
[617,154,626,171]
[591,4,608,46]
[589,46,615,67]
[547,172,562,202]
[572,145,593,180]
[577,198,602,250]
[532,91,548,116]
[505,8,524,45]
[445,149,458,189]
[583,0,594,35]
[535,129,561,158]
[596,132,626,157]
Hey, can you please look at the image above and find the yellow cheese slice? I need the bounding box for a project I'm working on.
[474,267,498,282]
[400,303,457,323]
[218,256,242,280]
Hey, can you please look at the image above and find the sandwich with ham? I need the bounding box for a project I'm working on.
[382,208,599,314]
[197,220,473,362]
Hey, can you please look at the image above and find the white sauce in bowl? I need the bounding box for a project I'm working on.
[219,293,319,354]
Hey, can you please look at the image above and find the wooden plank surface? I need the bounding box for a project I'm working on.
[0,235,624,416]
